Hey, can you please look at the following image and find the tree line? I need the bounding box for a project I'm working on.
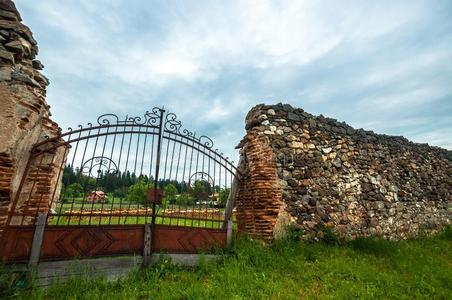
[61,165,230,207]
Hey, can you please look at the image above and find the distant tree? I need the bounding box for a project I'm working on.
[176,193,194,206]
[127,180,148,205]
[160,197,168,210]
[126,171,132,186]
[62,164,77,185]
[219,188,230,207]
[80,176,96,191]
[164,184,178,204]
[65,183,84,198]
[191,180,211,201]
[113,188,126,198]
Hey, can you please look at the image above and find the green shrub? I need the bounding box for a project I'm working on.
[176,193,194,206]
[219,188,230,207]
[0,269,27,298]
[285,224,304,242]
[441,225,452,241]
[314,223,341,245]
[112,188,126,198]
[127,180,148,204]
[164,184,178,204]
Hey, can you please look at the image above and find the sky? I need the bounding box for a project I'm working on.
[15,0,452,162]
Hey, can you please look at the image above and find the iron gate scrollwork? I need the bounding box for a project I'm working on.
[1,107,240,262]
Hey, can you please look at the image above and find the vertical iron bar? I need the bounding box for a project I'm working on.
[113,121,127,225]
[174,138,183,226]
[181,141,190,226]
[160,134,171,225]
[122,123,135,224]
[137,126,149,224]
[212,150,217,229]
[205,152,210,228]
[88,126,110,225]
[19,154,44,226]
[59,127,81,224]
[199,148,205,228]
[133,127,142,224]
[83,126,102,225]
[74,124,93,225]
[152,109,165,229]
[167,133,177,226]
[145,130,156,224]
[191,135,201,227]
[104,123,120,225]
[46,145,70,222]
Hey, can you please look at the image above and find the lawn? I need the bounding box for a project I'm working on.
[50,215,223,228]
[1,227,451,299]
[50,199,225,228]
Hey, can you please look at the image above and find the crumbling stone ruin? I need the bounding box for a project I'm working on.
[236,103,451,240]
[0,0,63,227]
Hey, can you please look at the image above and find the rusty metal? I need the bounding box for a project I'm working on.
[147,188,164,204]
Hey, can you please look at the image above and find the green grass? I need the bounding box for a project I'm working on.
[2,227,451,299]
[50,215,222,228]
[50,200,225,228]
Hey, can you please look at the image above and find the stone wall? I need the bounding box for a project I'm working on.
[236,103,451,240]
[0,0,63,227]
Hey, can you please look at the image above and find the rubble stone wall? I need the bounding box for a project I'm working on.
[236,103,451,240]
[0,1,63,227]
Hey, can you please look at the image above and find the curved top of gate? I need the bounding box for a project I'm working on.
[32,107,241,179]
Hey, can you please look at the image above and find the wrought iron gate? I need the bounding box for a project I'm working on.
[1,107,240,263]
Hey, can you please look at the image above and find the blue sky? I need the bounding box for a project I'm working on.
[15,0,452,161]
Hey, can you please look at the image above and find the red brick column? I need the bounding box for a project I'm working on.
[235,130,283,240]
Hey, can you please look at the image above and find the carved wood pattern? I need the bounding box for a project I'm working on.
[1,225,227,262]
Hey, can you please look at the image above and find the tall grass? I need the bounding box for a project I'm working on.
[2,227,451,299]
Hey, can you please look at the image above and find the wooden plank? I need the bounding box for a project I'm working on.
[5,254,221,287]
[28,214,47,267]
[37,256,142,276]
[36,256,142,287]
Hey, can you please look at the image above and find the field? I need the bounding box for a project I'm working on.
[49,198,225,228]
[1,227,451,299]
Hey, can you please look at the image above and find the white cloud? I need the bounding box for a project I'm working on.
[21,0,418,85]
[14,0,452,152]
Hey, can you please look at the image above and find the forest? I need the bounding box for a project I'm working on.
[60,165,230,207]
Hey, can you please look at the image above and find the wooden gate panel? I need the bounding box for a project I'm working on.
[39,225,144,260]
[154,225,226,253]
[0,226,34,262]
[1,225,227,262]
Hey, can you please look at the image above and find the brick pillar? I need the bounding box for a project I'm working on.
[235,130,284,240]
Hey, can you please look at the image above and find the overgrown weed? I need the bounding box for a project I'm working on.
[1,227,451,299]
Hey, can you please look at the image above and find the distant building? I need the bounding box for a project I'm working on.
[87,191,106,202]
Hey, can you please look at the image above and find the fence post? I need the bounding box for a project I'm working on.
[146,108,165,265]
[28,213,47,268]
[226,219,233,247]
[222,157,242,230]
[142,224,152,267]
[151,108,165,228]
